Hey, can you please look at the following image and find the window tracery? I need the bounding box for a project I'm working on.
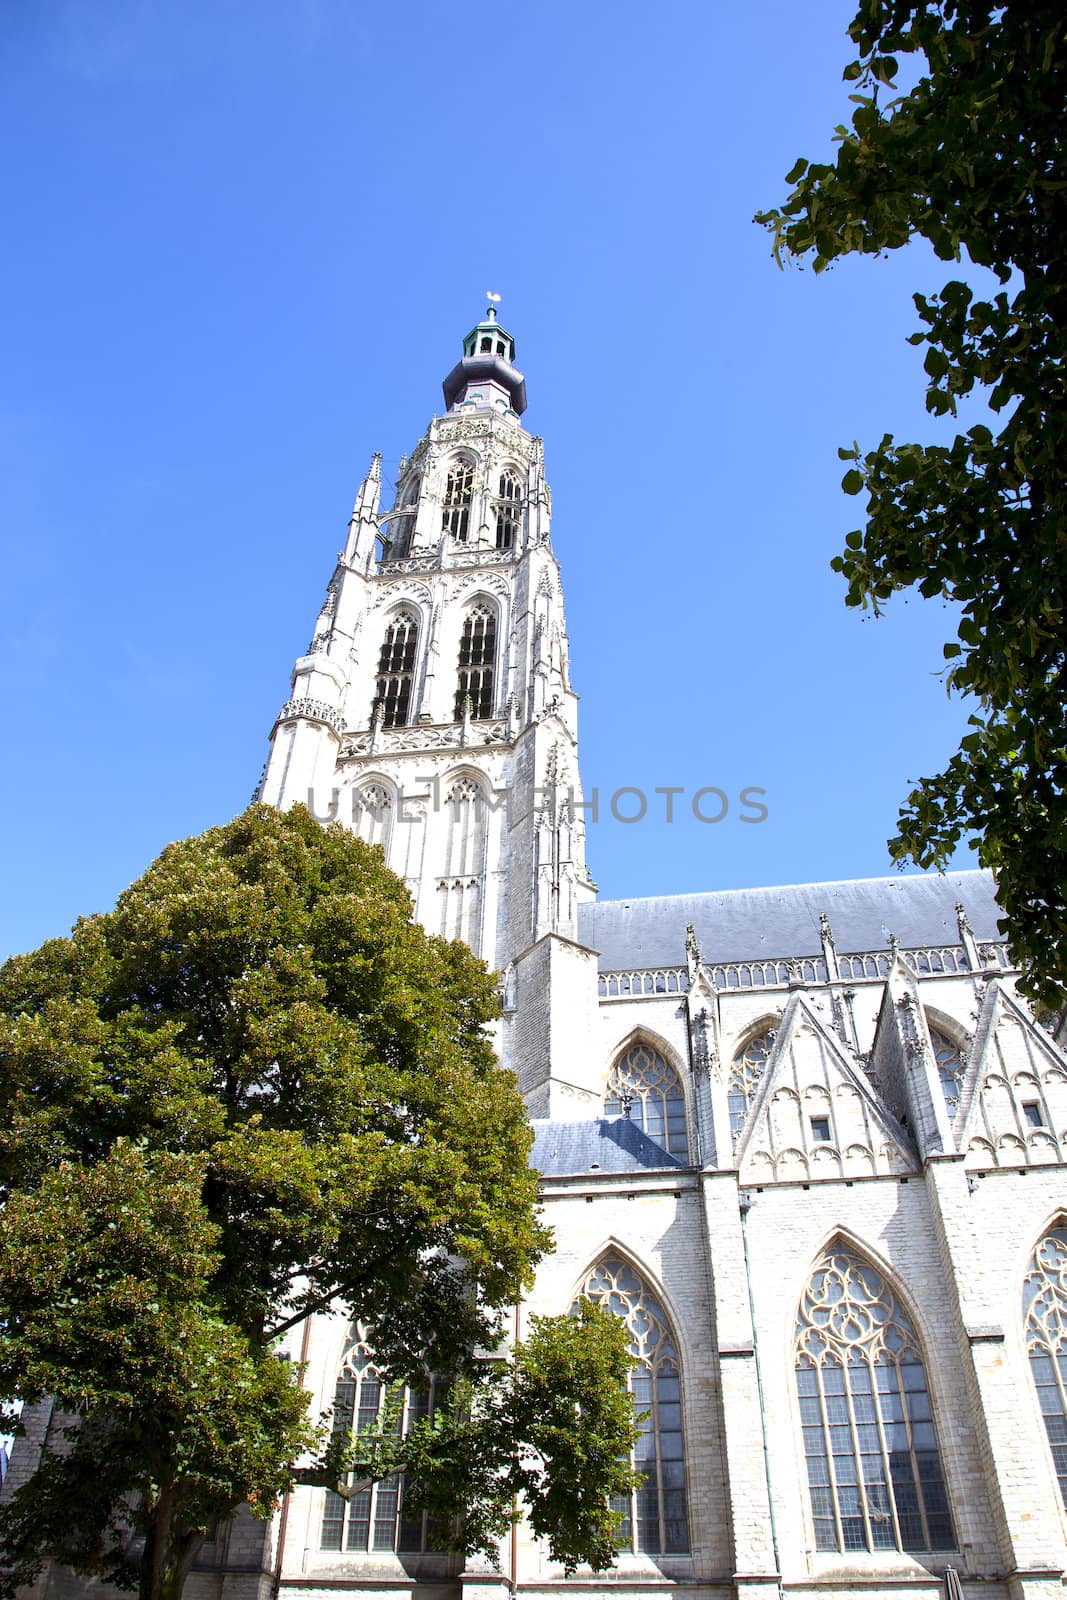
[928,1025,965,1120]
[454,605,496,720]
[374,611,418,728]
[795,1246,954,1553]
[728,1029,774,1147]
[604,1041,689,1161]
[1023,1225,1067,1506]
[442,461,474,542]
[577,1257,689,1555]
[494,469,522,550]
[320,1345,441,1554]
[354,783,392,854]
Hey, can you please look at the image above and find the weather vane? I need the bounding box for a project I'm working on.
[486,290,501,320]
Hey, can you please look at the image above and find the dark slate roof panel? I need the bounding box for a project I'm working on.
[529,1118,685,1176]
[577,869,1001,972]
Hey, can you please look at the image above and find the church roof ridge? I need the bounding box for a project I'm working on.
[578,869,1001,972]
[591,866,992,911]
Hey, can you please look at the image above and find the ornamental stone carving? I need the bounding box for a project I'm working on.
[275,699,345,736]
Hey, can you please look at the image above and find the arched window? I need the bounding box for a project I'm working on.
[795,1246,954,1553]
[929,1024,965,1120]
[442,461,474,542]
[604,1042,689,1160]
[353,783,392,856]
[1023,1225,1067,1506]
[578,1257,689,1554]
[454,605,496,720]
[393,478,420,558]
[494,469,522,550]
[728,1029,774,1147]
[438,776,488,948]
[320,1344,442,1553]
[374,611,418,728]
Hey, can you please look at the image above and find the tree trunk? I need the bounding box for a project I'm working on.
[138,1485,205,1600]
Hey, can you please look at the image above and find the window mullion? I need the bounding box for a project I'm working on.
[815,1363,845,1553]
[869,1357,902,1551]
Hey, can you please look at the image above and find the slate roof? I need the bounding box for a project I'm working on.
[577,869,1002,972]
[529,1117,685,1177]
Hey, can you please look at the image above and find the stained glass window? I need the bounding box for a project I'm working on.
[374,611,418,728]
[604,1042,689,1161]
[320,1345,441,1554]
[1023,1226,1067,1507]
[728,1030,774,1148]
[578,1257,689,1555]
[795,1247,954,1553]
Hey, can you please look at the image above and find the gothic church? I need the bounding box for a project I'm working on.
[16,312,1067,1600]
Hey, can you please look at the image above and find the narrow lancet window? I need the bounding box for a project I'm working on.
[442,462,474,542]
[494,470,522,550]
[374,610,418,728]
[454,606,496,720]
[392,478,420,558]
[320,1344,441,1553]
[1023,1226,1067,1507]
[604,1042,689,1161]
[577,1257,689,1555]
[728,1030,774,1147]
[795,1246,954,1553]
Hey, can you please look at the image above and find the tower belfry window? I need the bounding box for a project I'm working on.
[442,462,474,542]
[494,470,522,550]
[374,610,418,728]
[393,478,420,558]
[455,605,496,720]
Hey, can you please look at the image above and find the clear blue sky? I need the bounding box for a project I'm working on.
[1,0,992,961]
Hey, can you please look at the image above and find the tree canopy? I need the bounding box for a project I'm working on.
[757,0,1067,1007]
[0,805,638,1600]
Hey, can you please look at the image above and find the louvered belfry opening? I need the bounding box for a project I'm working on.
[374,611,418,727]
[455,606,496,720]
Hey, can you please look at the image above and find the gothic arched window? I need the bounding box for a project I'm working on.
[929,1024,965,1120]
[795,1246,954,1553]
[604,1042,689,1161]
[1023,1225,1067,1506]
[494,469,522,550]
[374,611,418,728]
[578,1257,689,1554]
[728,1029,774,1147]
[454,605,496,720]
[438,776,488,948]
[442,461,474,542]
[320,1345,442,1553]
[393,478,420,558]
[353,783,392,856]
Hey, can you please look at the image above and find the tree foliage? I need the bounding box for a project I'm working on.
[0,806,638,1600]
[757,0,1067,1006]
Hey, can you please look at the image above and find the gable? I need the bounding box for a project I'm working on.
[737,993,915,1184]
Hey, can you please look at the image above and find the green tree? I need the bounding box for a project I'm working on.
[757,0,1067,1007]
[0,805,638,1600]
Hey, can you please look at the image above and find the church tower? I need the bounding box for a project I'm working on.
[258,305,601,1117]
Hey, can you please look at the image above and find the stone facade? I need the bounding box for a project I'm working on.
[11,311,1067,1600]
